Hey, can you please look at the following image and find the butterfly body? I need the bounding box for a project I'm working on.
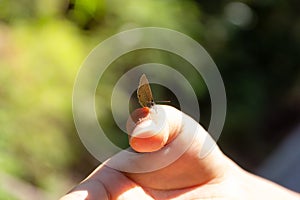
[137,74,155,108]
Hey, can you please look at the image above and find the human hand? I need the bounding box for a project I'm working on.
[60,105,300,200]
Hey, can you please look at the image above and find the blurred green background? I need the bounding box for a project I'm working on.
[1,0,300,199]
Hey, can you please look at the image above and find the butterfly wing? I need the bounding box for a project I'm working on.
[137,74,154,107]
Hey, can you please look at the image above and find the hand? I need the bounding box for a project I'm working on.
[60,105,300,200]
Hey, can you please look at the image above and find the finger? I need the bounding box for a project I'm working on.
[60,164,156,200]
[59,179,109,200]
[105,105,217,174]
[123,105,224,189]
[126,105,182,152]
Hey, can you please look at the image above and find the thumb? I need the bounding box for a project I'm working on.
[126,105,182,153]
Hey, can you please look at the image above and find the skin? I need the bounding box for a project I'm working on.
[60,105,300,200]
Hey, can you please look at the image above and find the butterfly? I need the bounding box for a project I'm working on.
[137,74,155,108]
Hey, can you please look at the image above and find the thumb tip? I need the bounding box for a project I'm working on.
[127,106,170,153]
[130,133,167,152]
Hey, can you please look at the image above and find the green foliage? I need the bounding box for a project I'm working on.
[0,187,18,200]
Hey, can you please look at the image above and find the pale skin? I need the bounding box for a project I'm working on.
[61,105,300,200]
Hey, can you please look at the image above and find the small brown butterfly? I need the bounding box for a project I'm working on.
[137,74,155,108]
